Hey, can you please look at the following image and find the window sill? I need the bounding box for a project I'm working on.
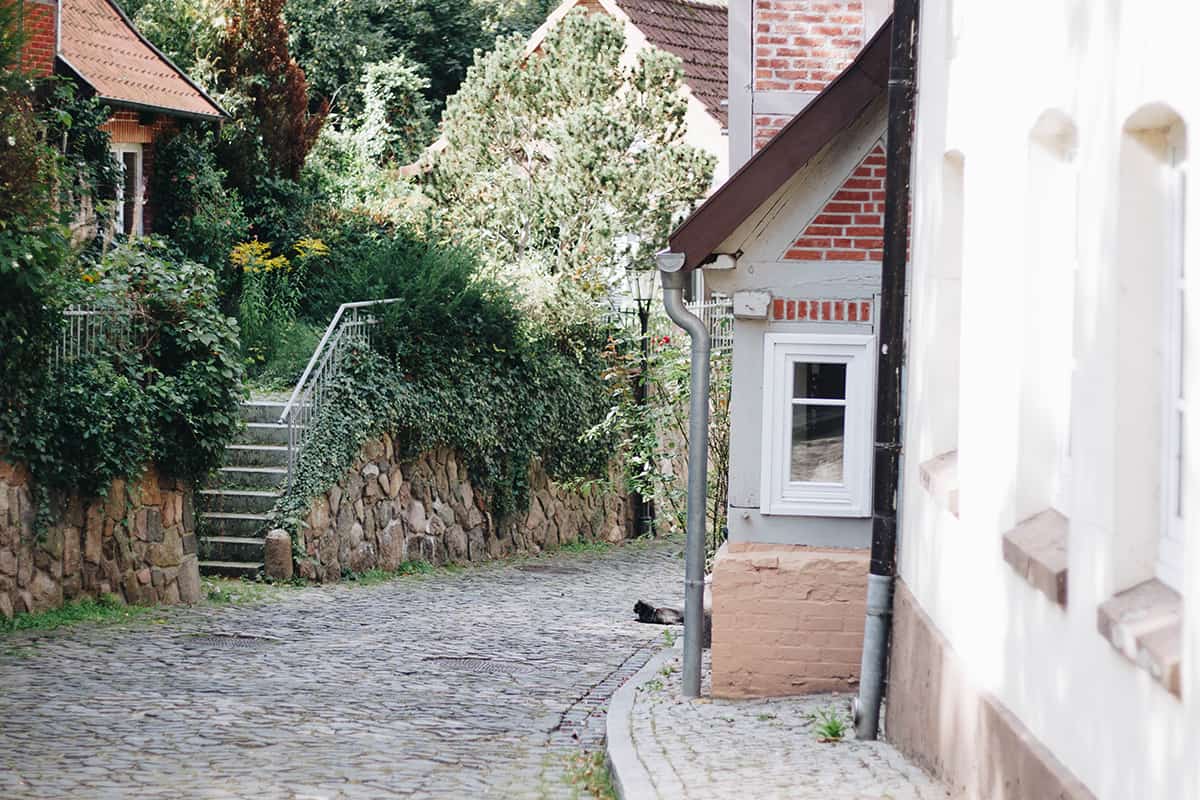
[1001,510,1068,607]
[919,451,959,517]
[1097,579,1182,699]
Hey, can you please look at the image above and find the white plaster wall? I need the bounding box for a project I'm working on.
[898,1,1200,797]
[706,102,886,547]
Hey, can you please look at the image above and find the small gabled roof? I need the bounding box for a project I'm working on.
[58,0,226,120]
[618,0,727,126]
[668,17,892,271]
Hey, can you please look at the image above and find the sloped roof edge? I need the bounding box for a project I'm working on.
[668,17,892,271]
[59,0,227,120]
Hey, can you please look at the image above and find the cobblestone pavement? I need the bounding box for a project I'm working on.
[622,649,949,800]
[0,541,686,799]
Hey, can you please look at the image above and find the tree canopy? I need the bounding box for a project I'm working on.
[428,9,714,295]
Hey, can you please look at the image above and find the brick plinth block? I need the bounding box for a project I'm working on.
[710,542,868,698]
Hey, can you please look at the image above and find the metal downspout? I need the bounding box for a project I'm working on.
[854,0,920,741]
[656,256,710,699]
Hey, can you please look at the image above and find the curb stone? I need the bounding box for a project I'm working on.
[606,641,680,800]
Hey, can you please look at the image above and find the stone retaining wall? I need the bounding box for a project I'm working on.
[0,461,201,620]
[294,436,630,581]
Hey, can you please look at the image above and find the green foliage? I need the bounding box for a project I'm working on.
[429,9,713,295]
[130,0,225,78]
[563,750,617,800]
[358,56,435,167]
[813,706,848,742]
[285,0,494,117]
[39,80,122,231]
[19,357,153,497]
[273,234,617,531]
[151,127,250,310]
[4,241,245,499]
[0,594,150,635]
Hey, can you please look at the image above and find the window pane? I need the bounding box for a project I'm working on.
[790,404,845,482]
[793,362,847,401]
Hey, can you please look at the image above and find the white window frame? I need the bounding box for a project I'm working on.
[1159,135,1187,590]
[760,332,876,517]
[112,142,144,236]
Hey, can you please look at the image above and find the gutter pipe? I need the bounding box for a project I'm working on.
[854,0,920,741]
[656,253,710,699]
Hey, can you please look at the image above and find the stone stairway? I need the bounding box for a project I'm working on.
[198,401,289,578]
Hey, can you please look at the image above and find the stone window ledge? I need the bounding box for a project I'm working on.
[919,451,959,517]
[1097,579,1182,699]
[1002,509,1068,607]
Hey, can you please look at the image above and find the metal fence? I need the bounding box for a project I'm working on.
[51,304,138,369]
[688,297,734,352]
[278,299,400,486]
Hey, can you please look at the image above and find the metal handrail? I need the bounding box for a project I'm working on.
[278,298,400,485]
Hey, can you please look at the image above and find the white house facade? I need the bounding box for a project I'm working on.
[885,1,1199,797]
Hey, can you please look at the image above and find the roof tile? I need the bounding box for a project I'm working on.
[618,0,728,126]
[58,0,223,119]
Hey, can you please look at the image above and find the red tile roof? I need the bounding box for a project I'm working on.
[618,0,727,126]
[58,0,224,119]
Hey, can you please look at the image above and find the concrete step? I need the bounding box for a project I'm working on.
[202,536,266,563]
[199,560,263,579]
[197,489,280,515]
[241,401,289,424]
[223,444,289,468]
[209,466,287,490]
[200,511,271,538]
[236,422,291,446]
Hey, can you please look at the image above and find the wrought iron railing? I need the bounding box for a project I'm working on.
[51,304,138,369]
[278,299,400,486]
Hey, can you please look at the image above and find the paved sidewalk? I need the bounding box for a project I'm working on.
[608,646,948,800]
[0,540,684,799]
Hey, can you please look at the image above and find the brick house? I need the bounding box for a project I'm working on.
[13,0,225,235]
[661,1,890,698]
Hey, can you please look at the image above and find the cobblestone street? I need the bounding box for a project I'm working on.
[0,541,683,799]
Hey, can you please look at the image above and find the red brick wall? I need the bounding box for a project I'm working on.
[770,297,872,322]
[752,0,865,151]
[711,543,868,698]
[17,0,57,77]
[784,142,885,261]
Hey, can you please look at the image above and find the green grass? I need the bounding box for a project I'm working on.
[203,577,291,605]
[563,751,616,800]
[0,594,151,635]
[557,539,613,554]
[341,560,436,585]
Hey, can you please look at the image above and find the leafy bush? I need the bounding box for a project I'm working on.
[273,237,617,529]
[21,357,153,497]
[4,241,245,495]
[151,127,250,310]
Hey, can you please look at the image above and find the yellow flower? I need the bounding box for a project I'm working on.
[231,240,290,273]
[294,237,330,258]
[81,272,98,284]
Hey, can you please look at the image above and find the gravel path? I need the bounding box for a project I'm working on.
[0,540,684,799]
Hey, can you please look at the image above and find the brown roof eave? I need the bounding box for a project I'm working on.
[668,17,892,271]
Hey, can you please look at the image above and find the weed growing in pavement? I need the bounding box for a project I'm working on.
[756,712,777,722]
[642,678,664,692]
[661,628,677,647]
[558,539,612,554]
[1,594,150,635]
[564,750,616,800]
[813,705,848,742]
[660,662,677,677]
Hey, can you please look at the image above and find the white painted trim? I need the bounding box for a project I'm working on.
[1158,136,1187,591]
[112,142,143,236]
[760,332,876,517]
[751,91,819,117]
[728,0,753,170]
